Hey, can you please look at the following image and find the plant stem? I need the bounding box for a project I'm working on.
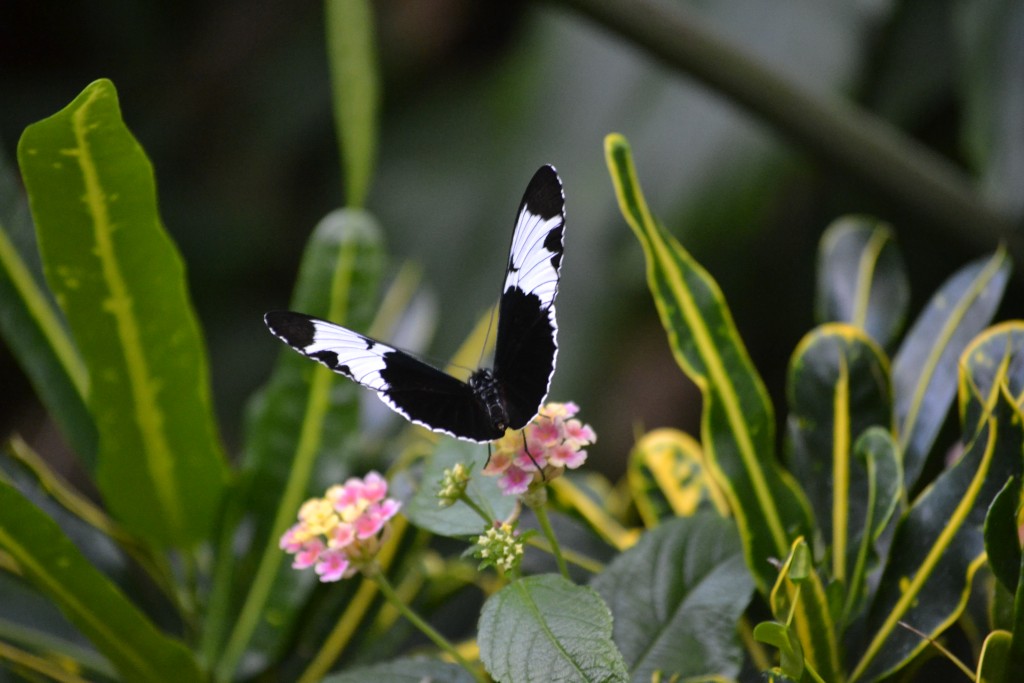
[371,570,487,683]
[552,0,1021,255]
[531,502,570,579]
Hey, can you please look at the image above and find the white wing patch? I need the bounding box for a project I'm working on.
[505,168,565,309]
[266,313,390,391]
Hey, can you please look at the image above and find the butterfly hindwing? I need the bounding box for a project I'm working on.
[264,311,500,441]
[493,165,565,429]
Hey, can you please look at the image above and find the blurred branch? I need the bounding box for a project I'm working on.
[554,0,1022,256]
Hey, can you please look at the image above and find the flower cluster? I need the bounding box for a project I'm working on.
[474,521,526,575]
[482,402,596,495]
[280,472,401,582]
[437,462,471,508]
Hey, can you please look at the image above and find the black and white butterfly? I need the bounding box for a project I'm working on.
[264,165,565,443]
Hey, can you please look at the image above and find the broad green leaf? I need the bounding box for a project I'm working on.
[605,133,813,595]
[850,412,1022,681]
[815,216,909,349]
[17,79,227,547]
[401,439,515,537]
[768,538,842,683]
[213,208,383,678]
[891,248,1010,489]
[590,514,752,681]
[0,481,201,682]
[326,0,379,208]
[842,428,901,627]
[323,657,477,683]
[984,477,1021,594]
[786,323,892,578]
[627,428,729,526]
[479,574,628,683]
[0,151,96,464]
[958,321,1024,440]
[977,630,1013,683]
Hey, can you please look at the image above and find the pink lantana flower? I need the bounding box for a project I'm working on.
[482,402,595,495]
[280,471,401,582]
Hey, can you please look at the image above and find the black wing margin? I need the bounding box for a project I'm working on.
[264,311,500,442]
[492,165,565,429]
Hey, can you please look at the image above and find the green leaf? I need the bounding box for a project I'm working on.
[478,574,628,683]
[0,151,97,464]
[768,538,842,683]
[213,208,384,677]
[786,323,893,580]
[325,0,379,207]
[815,216,909,349]
[984,477,1021,595]
[16,79,227,547]
[977,629,1013,683]
[958,321,1024,440]
[842,427,902,627]
[590,514,752,681]
[0,480,201,682]
[323,657,477,683]
[892,248,1010,489]
[753,621,804,680]
[605,132,813,595]
[850,412,1022,681]
[627,428,730,525]
[400,439,515,537]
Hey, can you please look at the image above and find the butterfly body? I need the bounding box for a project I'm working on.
[265,165,565,443]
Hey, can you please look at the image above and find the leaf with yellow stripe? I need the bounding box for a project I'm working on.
[628,428,729,527]
[785,325,895,587]
[815,216,909,349]
[0,480,201,682]
[849,408,1022,681]
[212,208,384,677]
[17,79,227,548]
[958,321,1024,443]
[605,133,813,595]
[891,248,1010,489]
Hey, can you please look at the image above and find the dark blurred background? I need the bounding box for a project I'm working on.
[2,0,1022,477]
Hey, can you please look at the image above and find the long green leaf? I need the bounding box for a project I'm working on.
[16,79,228,548]
[785,324,893,580]
[605,132,813,594]
[479,574,628,683]
[842,428,901,627]
[0,481,200,682]
[0,152,96,464]
[326,0,379,208]
[850,411,1022,681]
[591,514,752,681]
[815,216,909,349]
[214,208,383,678]
[892,248,1010,489]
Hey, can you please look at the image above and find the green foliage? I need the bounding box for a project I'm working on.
[605,133,1024,682]
[478,575,628,683]
[2,13,1024,682]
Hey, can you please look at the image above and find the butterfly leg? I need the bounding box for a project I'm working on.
[521,431,546,481]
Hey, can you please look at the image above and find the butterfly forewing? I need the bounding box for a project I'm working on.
[264,311,501,441]
[264,165,565,444]
[493,165,565,429]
